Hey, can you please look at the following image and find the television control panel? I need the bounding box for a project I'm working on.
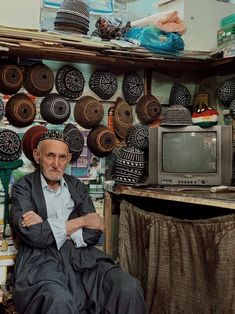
[160,179,208,185]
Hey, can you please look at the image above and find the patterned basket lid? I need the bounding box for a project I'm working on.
[5,93,36,127]
[122,71,144,105]
[87,125,116,157]
[127,123,149,150]
[0,64,23,95]
[136,94,161,125]
[74,95,104,129]
[23,63,54,97]
[58,0,89,19]
[89,70,118,100]
[54,24,89,35]
[160,104,192,126]
[55,65,85,99]
[114,146,145,186]
[54,17,89,28]
[56,11,89,22]
[0,129,22,162]
[217,78,235,107]
[169,82,191,108]
[22,125,48,161]
[113,97,133,139]
[63,123,84,161]
[40,93,71,124]
[0,99,4,120]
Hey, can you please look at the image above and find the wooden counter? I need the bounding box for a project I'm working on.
[104,185,235,255]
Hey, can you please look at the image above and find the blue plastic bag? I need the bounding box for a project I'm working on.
[125,26,184,54]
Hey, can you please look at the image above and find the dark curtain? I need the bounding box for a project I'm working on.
[118,199,235,314]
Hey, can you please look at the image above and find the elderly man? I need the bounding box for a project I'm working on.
[10,130,147,314]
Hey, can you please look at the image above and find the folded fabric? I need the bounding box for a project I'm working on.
[131,10,186,35]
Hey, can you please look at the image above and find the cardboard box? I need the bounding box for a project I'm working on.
[0,0,41,30]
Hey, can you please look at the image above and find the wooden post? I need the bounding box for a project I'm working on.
[103,191,112,255]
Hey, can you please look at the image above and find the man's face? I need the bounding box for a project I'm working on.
[33,139,71,182]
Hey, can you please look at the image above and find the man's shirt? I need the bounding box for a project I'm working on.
[41,174,87,250]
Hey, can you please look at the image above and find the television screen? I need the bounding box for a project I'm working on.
[162,131,217,173]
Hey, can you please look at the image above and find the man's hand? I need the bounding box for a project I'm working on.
[66,213,104,236]
[22,211,43,227]
[82,213,105,232]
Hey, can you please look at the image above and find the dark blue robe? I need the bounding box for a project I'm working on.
[10,170,147,314]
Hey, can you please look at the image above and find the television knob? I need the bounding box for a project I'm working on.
[201,180,206,185]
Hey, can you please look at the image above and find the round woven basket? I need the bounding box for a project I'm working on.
[89,70,118,100]
[40,93,71,124]
[0,64,23,95]
[22,125,48,161]
[23,63,54,97]
[55,65,85,99]
[87,125,116,157]
[74,96,104,129]
[63,123,84,161]
[0,129,22,162]
[127,124,149,150]
[113,97,133,139]
[122,71,144,105]
[136,94,161,125]
[217,78,235,107]
[5,93,36,127]
[169,82,191,108]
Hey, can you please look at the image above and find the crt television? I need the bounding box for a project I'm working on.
[149,125,233,186]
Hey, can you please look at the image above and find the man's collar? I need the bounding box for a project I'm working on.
[40,173,67,189]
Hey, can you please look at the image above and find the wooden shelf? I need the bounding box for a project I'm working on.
[0,27,234,75]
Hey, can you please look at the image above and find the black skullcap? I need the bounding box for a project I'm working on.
[38,130,71,149]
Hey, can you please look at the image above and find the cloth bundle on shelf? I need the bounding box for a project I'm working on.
[125,26,185,54]
[92,16,131,40]
[131,10,186,35]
